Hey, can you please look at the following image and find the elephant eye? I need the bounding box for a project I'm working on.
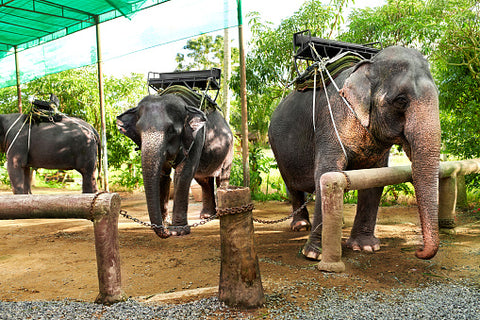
[393,96,409,110]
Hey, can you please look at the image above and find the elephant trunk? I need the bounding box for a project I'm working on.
[404,86,441,260]
[141,130,170,238]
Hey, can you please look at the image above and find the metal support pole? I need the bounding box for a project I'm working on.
[222,27,231,123]
[14,46,22,113]
[95,16,109,191]
[237,0,250,187]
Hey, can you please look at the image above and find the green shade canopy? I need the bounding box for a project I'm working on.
[0,0,169,58]
[0,0,238,88]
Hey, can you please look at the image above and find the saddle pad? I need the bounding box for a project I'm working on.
[294,52,364,91]
[158,85,218,112]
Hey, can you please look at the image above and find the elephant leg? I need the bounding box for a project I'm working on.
[217,147,233,188]
[302,189,323,260]
[80,168,98,193]
[159,173,171,222]
[196,177,216,219]
[7,162,26,194]
[22,167,32,194]
[346,187,383,252]
[290,190,311,232]
[169,166,195,235]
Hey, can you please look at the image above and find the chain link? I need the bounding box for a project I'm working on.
[216,203,255,217]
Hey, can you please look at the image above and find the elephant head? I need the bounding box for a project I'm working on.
[117,94,206,236]
[340,46,441,259]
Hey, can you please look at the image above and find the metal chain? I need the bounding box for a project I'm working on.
[118,194,313,231]
[89,191,108,220]
[252,194,313,224]
[119,209,219,234]
[216,203,255,217]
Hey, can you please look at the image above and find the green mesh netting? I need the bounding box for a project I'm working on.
[0,0,239,89]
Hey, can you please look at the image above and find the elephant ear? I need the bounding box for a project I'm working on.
[339,60,372,128]
[182,105,207,150]
[117,106,142,148]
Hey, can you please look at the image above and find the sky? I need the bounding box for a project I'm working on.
[100,0,384,77]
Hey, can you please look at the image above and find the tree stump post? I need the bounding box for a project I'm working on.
[91,193,127,305]
[217,186,264,308]
[0,193,126,305]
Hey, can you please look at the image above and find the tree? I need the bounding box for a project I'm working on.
[175,34,239,121]
[435,2,479,162]
[341,0,480,187]
[342,0,480,161]
[229,0,353,144]
[175,34,225,71]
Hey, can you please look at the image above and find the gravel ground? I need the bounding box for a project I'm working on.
[1,281,479,320]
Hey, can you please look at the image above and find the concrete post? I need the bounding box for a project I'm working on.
[317,172,347,272]
[439,175,457,229]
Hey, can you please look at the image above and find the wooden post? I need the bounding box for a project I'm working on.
[217,186,264,308]
[91,193,126,305]
[0,193,125,304]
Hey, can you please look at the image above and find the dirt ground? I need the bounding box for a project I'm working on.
[0,187,479,311]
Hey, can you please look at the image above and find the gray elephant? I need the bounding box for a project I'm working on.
[0,113,100,194]
[116,90,233,238]
[269,46,441,260]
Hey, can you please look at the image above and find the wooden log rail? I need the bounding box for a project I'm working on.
[0,193,126,305]
[318,159,480,273]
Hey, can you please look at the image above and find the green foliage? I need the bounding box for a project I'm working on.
[175,34,225,71]
[340,0,448,55]
[381,183,415,206]
[341,0,480,189]
[230,0,353,144]
[0,67,147,190]
[229,144,287,201]
[436,3,480,168]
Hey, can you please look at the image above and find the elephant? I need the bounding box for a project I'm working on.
[268,46,441,260]
[116,91,233,238]
[0,113,100,194]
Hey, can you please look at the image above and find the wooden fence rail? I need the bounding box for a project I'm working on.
[318,159,480,273]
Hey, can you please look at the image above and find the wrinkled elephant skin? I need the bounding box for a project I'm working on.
[117,94,233,238]
[0,114,100,194]
[268,46,441,260]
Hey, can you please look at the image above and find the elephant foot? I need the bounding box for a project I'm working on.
[168,225,191,236]
[200,210,214,219]
[153,226,171,239]
[301,239,322,261]
[291,219,311,232]
[346,235,380,253]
